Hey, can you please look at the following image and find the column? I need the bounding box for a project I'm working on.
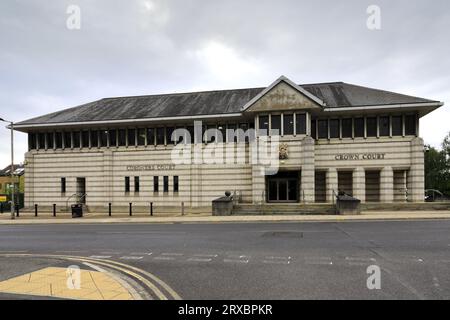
[352,167,366,203]
[301,137,315,203]
[103,151,113,206]
[380,166,394,203]
[409,137,425,202]
[24,152,34,208]
[326,168,338,203]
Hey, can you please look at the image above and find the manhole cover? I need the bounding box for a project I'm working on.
[262,232,303,238]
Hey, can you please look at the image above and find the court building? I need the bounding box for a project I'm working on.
[14,76,444,213]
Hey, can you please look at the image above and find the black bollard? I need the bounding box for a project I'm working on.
[53,204,56,217]
[150,202,153,216]
[0,202,3,214]
[16,204,19,217]
[109,203,112,217]
[35,204,38,217]
[129,203,132,216]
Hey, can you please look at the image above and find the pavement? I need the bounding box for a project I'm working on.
[1,210,450,225]
[1,220,450,299]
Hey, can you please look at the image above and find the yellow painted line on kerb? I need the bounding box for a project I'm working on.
[0,254,181,300]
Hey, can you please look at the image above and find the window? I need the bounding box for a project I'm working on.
[174,176,179,193]
[146,128,155,146]
[127,128,136,147]
[379,116,390,137]
[64,132,72,149]
[125,177,130,193]
[186,126,195,144]
[238,123,250,143]
[137,128,146,146]
[118,129,126,146]
[270,115,281,136]
[81,131,89,148]
[296,114,307,135]
[100,130,108,147]
[283,114,294,135]
[217,124,226,143]
[259,116,269,136]
[366,117,377,137]
[342,119,352,138]
[61,178,66,194]
[227,123,237,143]
[166,127,175,145]
[405,115,417,136]
[153,176,159,192]
[205,125,216,143]
[163,176,169,193]
[318,120,328,139]
[73,131,81,148]
[392,116,403,136]
[311,119,316,139]
[134,177,140,193]
[329,119,340,139]
[55,132,63,149]
[46,132,54,149]
[28,133,36,150]
[38,133,45,150]
[109,130,117,147]
[354,118,365,138]
[90,131,99,148]
[156,127,165,145]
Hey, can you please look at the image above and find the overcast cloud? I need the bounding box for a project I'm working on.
[0,0,449,168]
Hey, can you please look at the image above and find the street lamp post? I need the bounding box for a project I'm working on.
[0,118,15,220]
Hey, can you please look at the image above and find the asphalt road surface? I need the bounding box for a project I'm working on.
[1,219,450,300]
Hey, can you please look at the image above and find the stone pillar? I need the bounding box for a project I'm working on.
[326,168,338,203]
[352,167,366,203]
[380,166,394,203]
[409,137,425,202]
[301,137,315,203]
[103,151,113,206]
[252,165,266,204]
[24,152,34,208]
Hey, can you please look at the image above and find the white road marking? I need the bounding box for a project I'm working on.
[345,257,377,262]
[120,256,143,260]
[265,256,291,260]
[161,253,184,256]
[188,258,212,262]
[147,252,153,256]
[89,255,112,259]
[224,259,249,264]
[193,254,218,258]
[262,260,290,265]
[154,256,176,261]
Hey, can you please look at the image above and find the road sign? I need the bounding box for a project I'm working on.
[0,196,7,203]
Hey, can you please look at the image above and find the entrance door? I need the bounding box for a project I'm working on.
[267,172,299,203]
[76,178,86,204]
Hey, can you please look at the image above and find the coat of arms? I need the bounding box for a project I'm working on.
[279,143,289,160]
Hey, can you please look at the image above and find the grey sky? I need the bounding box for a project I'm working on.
[1,0,449,168]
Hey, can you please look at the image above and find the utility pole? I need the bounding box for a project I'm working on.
[0,118,15,220]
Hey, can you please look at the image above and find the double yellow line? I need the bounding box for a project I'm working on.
[0,253,181,300]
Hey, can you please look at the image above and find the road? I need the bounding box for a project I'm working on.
[1,219,450,300]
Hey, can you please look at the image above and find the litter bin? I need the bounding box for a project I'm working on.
[71,204,83,218]
[335,192,361,215]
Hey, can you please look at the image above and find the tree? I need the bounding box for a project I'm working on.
[425,144,450,196]
[443,132,450,158]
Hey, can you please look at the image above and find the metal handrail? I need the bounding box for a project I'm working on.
[66,193,87,210]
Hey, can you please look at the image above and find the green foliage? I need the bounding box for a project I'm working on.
[425,133,450,196]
